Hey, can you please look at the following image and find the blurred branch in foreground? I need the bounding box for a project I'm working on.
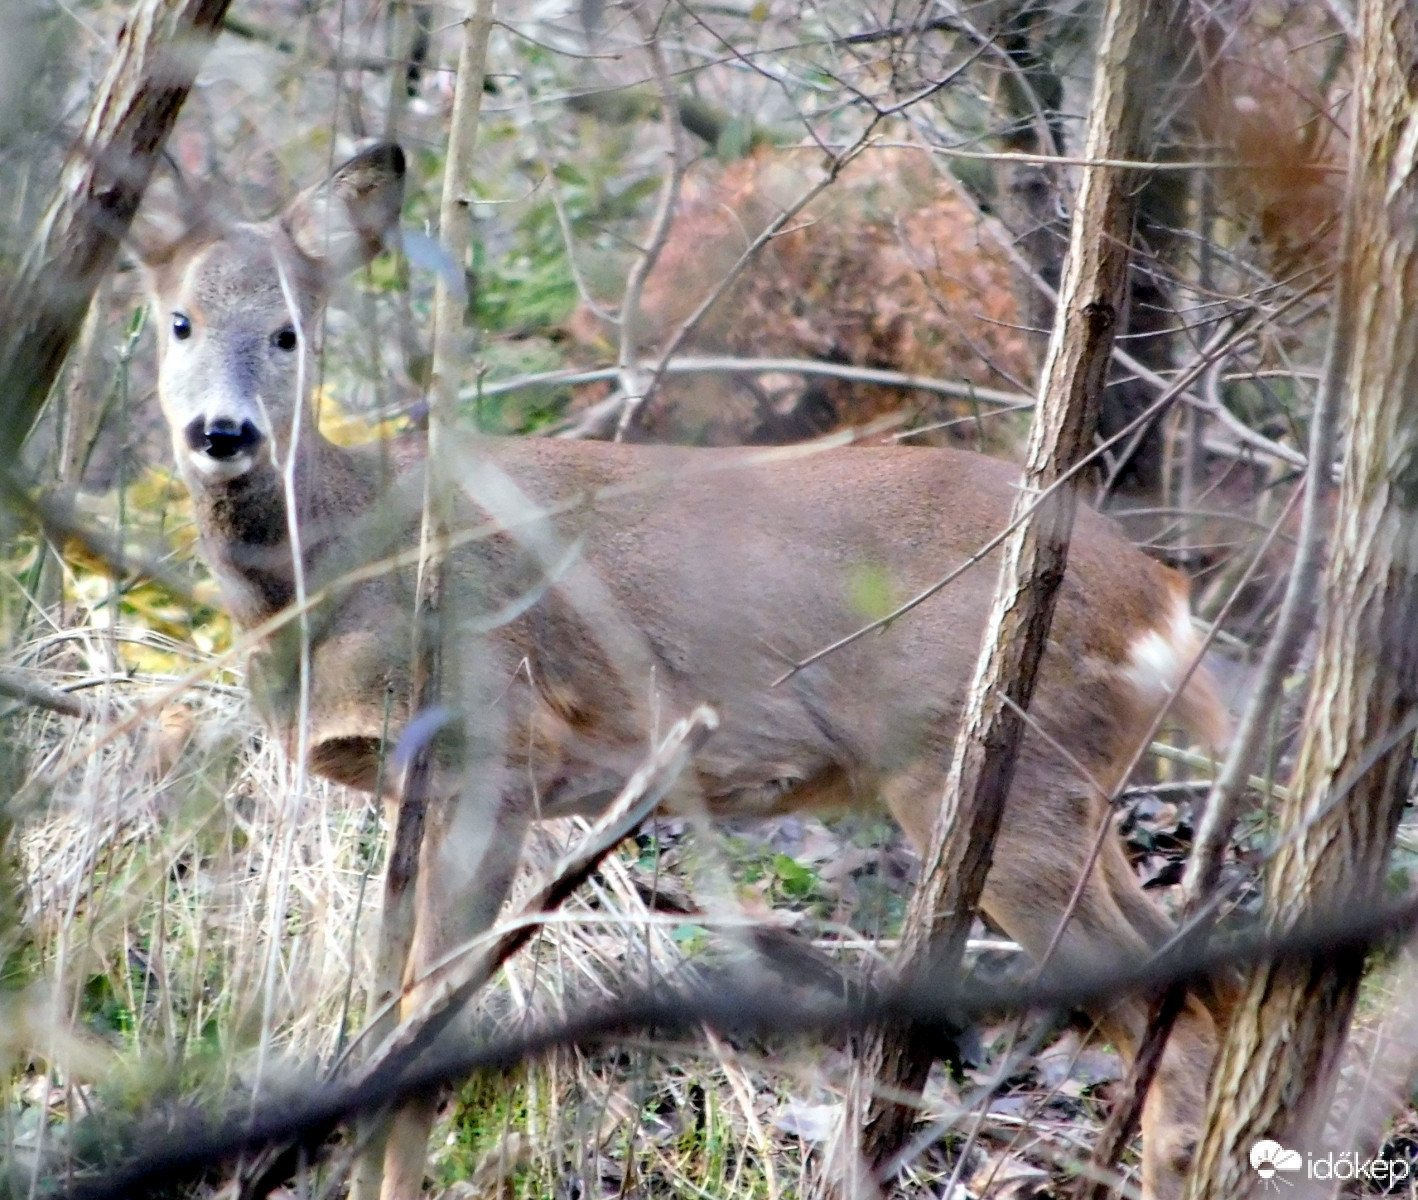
[53,886,1418,1200]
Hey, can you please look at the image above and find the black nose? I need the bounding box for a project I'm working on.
[185,417,263,460]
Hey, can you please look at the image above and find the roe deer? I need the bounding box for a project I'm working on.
[135,144,1231,1200]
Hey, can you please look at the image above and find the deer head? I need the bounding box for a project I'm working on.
[134,144,406,487]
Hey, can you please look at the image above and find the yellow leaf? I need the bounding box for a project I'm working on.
[316,384,407,447]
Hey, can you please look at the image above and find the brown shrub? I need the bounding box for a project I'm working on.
[1195,3,1348,282]
[570,146,1032,446]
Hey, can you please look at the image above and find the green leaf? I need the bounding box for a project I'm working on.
[771,853,818,899]
[846,562,897,621]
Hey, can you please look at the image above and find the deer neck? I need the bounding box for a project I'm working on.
[189,432,369,628]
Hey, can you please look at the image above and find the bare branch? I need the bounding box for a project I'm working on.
[0,669,99,720]
[57,889,1418,1200]
[613,0,689,440]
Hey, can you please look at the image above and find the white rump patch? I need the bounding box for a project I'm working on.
[1122,593,1197,704]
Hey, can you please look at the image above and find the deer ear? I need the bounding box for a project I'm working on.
[283,143,406,273]
[127,156,207,273]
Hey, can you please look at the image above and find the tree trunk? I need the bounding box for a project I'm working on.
[0,0,231,464]
[1185,3,1418,1196]
[850,0,1187,1180]
[988,3,1195,502]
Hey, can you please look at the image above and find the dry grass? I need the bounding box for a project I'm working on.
[2,600,1132,1198]
[1,608,851,1198]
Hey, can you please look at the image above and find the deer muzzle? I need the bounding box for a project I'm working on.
[185,416,264,463]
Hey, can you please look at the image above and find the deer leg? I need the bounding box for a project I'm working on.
[883,764,1218,1200]
[987,802,1218,1200]
[1102,847,1241,1042]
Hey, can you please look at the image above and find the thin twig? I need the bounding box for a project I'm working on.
[1181,231,1351,906]
[613,0,688,440]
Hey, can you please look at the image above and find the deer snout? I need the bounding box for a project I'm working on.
[185,416,264,462]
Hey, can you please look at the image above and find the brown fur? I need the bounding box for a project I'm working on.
[139,145,1230,1200]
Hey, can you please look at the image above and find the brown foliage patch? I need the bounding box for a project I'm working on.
[1195,4,1348,281]
[571,147,1032,446]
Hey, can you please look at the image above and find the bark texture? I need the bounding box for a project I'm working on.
[0,0,231,461]
[989,3,1195,501]
[854,0,1187,1173]
[1185,4,1418,1196]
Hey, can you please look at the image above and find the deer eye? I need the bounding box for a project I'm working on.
[172,313,192,341]
[272,326,298,352]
